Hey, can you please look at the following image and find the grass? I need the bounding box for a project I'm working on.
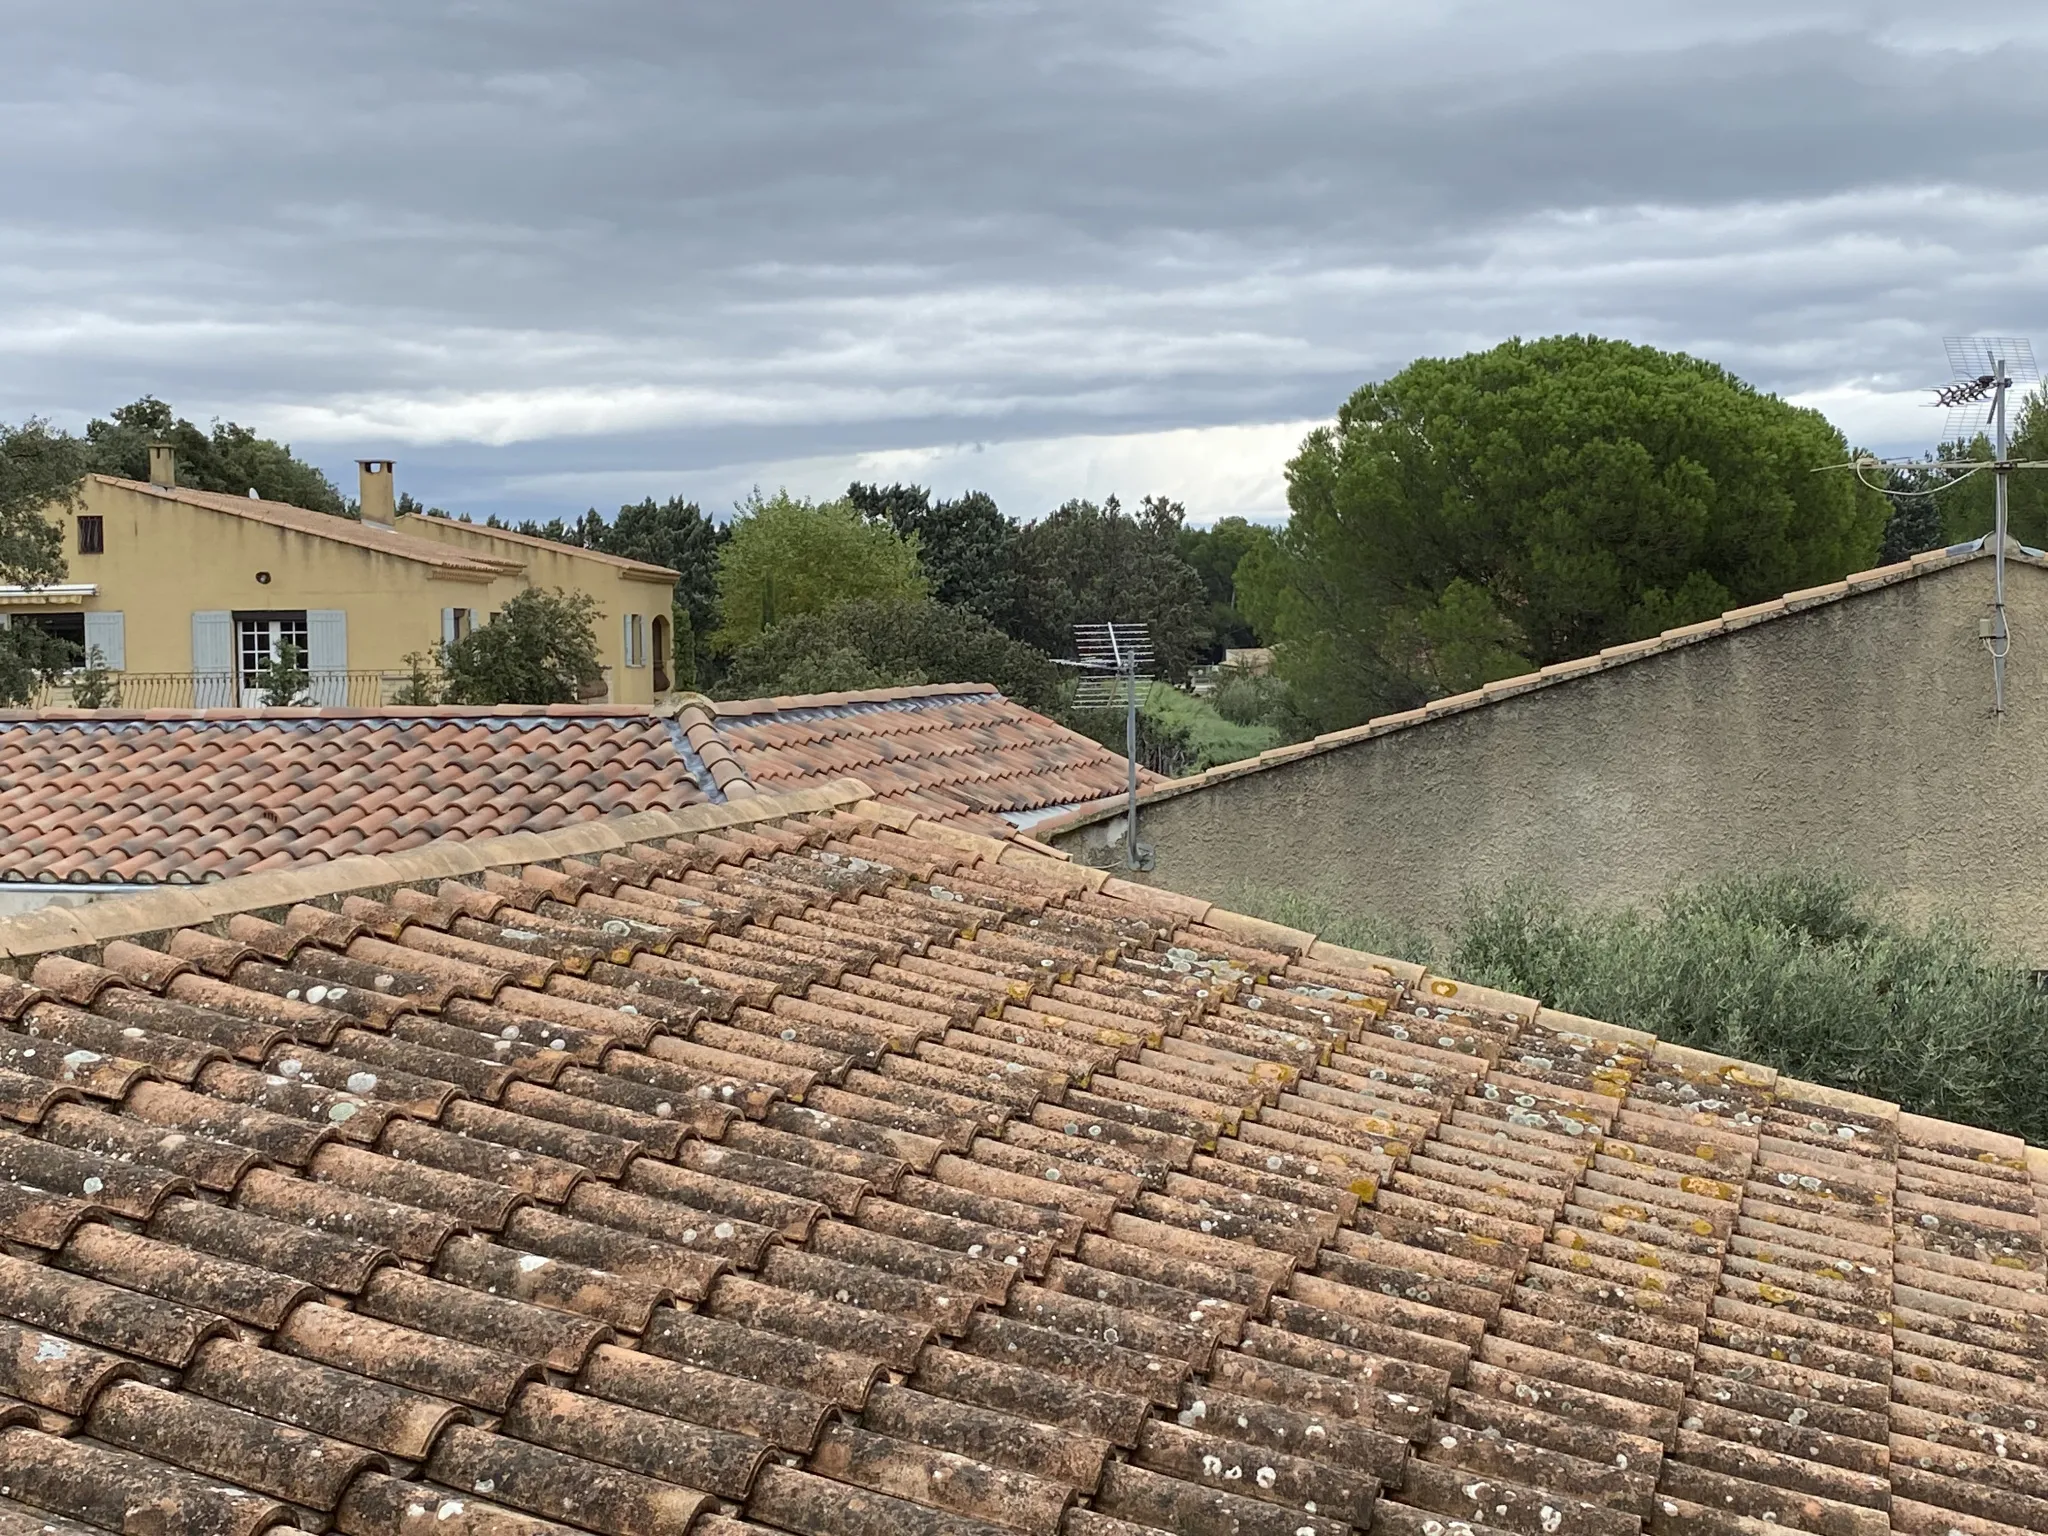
[1229,868,2048,1147]
[1143,685,1280,771]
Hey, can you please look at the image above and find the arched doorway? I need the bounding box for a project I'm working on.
[651,613,671,693]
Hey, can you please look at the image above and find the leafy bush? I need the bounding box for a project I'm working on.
[440,588,604,706]
[716,597,1062,710]
[253,641,311,707]
[1235,869,2048,1145]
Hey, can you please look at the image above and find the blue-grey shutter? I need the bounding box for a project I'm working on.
[191,611,232,707]
[82,611,124,671]
[307,609,348,706]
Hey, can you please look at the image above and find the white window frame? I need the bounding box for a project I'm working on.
[623,612,646,668]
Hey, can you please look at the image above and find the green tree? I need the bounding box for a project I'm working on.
[1177,515,1277,657]
[68,647,119,709]
[716,596,1063,710]
[82,397,347,515]
[712,489,926,651]
[0,419,85,705]
[440,588,604,705]
[1010,494,1211,681]
[1243,336,1889,730]
[253,640,311,707]
[391,651,442,706]
[848,482,1021,623]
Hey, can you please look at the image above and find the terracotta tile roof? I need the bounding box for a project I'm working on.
[1039,536,2048,836]
[692,684,1162,837]
[0,686,1151,885]
[0,778,2025,1536]
[92,477,521,579]
[0,711,715,885]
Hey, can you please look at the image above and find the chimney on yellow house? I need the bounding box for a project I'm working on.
[147,442,177,487]
[357,459,397,526]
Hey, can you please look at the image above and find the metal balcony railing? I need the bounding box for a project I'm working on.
[29,671,419,710]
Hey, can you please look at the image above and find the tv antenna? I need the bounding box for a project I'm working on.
[1059,623,1154,870]
[1826,338,2044,714]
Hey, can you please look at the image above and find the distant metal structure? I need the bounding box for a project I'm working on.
[1826,338,2046,715]
[1941,340,2038,714]
[1061,623,1154,870]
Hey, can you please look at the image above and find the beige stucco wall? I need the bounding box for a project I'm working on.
[399,513,678,703]
[1051,557,2048,963]
[18,480,669,705]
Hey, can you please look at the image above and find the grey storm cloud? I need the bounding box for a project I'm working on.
[5,1,2048,518]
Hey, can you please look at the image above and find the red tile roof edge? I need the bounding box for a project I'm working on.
[1033,540,2038,837]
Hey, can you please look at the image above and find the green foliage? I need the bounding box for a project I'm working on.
[1235,869,2048,1146]
[391,651,443,706]
[0,417,83,705]
[1177,516,1277,657]
[1058,688,1201,778]
[69,647,119,709]
[716,597,1062,711]
[1209,671,1312,745]
[1877,486,1946,564]
[253,641,310,708]
[848,483,1021,623]
[1133,685,1281,771]
[669,605,697,691]
[439,588,604,706]
[1246,336,1890,730]
[82,397,346,515]
[713,490,926,651]
[1011,495,1211,682]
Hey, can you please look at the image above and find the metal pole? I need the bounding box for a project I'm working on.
[1124,667,1139,869]
[1994,357,2011,714]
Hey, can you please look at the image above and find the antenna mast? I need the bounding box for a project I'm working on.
[1063,623,1155,870]
[1939,338,2039,713]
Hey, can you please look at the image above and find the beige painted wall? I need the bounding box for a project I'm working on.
[1051,557,2048,962]
[398,513,678,702]
[18,480,668,705]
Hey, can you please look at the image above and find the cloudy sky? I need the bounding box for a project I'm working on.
[6,2,2046,525]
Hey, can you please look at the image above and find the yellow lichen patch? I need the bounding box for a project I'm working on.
[1251,1063,1296,1087]
[1633,1289,1665,1310]
[1692,1144,1720,1163]
[1599,1214,1630,1234]
[1679,1175,1736,1200]
[1633,1250,1663,1271]
[1005,981,1033,1001]
[1359,1117,1398,1137]
[1994,1256,2031,1270]
[1605,1144,1637,1162]
[1590,1079,1626,1099]
[1610,1204,1648,1222]
[1691,1219,1715,1236]
[1557,1230,1584,1250]
[1722,1066,1770,1088]
[1382,1142,1410,1160]
[1755,1281,1796,1306]
[1430,979,1460,997]
[1349,1177,1379,1200]
[1568,1250,1592,1270]
[1359,996,1390,1017]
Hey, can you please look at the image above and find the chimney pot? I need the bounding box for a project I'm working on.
[357,459,397,526]
[147,442,177,488]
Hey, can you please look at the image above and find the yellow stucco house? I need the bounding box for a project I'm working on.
[4,450,679,707]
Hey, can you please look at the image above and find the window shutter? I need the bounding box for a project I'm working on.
[468,609,482,634]
[442,608,458,647]
[307,610,348,706]
[82,611,124,671]
[623,613,635,666]
[191,611,233,707]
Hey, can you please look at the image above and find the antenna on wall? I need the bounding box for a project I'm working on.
[1824,338,2047,715]
[1059,623,1154,870]
[1940,339,2037,714]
